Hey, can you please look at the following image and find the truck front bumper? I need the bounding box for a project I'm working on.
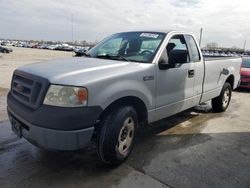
[8,108,94,150]
[7,92,103,151]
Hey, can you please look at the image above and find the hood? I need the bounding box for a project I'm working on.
[240,67,250,76]
[18,57,145,86]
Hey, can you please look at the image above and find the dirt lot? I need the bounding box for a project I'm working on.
[0,47,72,89]
[0,47,72,120]
[0,48,250,188]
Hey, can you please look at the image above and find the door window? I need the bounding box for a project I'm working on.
[166,35,189,63]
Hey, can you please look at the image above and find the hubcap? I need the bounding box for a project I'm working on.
[117,117,135,156]
[222,88,230,108]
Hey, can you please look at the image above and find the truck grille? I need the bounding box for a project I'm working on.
[11,71,49,109]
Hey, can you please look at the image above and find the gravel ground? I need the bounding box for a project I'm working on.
[0,47,72,89]
[0,47,72,121]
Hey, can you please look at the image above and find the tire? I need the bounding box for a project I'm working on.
[97,106,138,166]
[212,82,232,112]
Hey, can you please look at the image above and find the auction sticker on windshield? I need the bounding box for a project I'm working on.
[140,33,159,38]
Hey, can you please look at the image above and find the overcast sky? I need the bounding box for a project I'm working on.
[0,0,250,49]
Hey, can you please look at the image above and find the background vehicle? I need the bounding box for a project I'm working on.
[239,58,250,88]
[0,46,13,53]
[54,44,74,51]
[7,30,241,165]
[74,47,90,56]
[47,45,58,50]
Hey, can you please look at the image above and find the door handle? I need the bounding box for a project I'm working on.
[188,69,195,78]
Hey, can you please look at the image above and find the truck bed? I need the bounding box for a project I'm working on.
[200,56,241,103]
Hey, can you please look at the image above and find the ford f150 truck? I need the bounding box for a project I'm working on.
[7,31,241,165]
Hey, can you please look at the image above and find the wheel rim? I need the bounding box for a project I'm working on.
[222,88,230,108]
[117,117,135,156]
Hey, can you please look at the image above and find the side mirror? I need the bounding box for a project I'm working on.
[168,49,188,65]
[158,59,175,70]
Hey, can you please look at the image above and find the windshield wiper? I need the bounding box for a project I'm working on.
[97,54,130,62]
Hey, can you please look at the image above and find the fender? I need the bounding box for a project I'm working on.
[94,79,154,111]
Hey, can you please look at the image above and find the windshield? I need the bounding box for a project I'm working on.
[88,32,166,63]
[242,58,250,68]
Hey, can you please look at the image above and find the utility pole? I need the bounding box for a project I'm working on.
[71,14,74,45]
[199,28,203,47]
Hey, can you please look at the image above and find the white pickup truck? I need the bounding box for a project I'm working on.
[7,31,241,165]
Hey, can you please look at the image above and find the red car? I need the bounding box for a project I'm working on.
[240,58,250,88]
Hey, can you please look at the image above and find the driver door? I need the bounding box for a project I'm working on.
[155,34,195,121]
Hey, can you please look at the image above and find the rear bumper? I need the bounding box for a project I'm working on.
[239,84,250,89]
[239,79,250,88]
[8,107,94,151]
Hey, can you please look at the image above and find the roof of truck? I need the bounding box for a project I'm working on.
[116,30,192,35]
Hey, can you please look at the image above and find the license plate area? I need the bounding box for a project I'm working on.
[11,117,22,138]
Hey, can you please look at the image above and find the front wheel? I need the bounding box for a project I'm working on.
[97,106,138,166]
[212,82,232,112]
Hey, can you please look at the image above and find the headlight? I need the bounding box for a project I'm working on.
[43,85,88,107]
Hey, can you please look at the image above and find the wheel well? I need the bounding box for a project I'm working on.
[98,96,148,126]
[226,75,234,88]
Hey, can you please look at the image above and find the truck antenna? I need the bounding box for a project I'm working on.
[243,40,246,52]
[199,28,203,47]
[71,13,74,56]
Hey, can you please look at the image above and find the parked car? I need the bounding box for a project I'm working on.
[239,58,250,88]
[1,41,7,46]
[0,46,13,53]
[7,30,241,165]
[74,47,90,56]
[37,44,49,49]
[47,45,58,50]
[52,44,73,51]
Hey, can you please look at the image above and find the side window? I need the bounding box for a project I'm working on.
[185,35,200,62]
[165,34,189,63]
[160,35,190,63]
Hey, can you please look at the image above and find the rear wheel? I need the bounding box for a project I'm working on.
[212,82,232,112]
[97,106,138,166]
